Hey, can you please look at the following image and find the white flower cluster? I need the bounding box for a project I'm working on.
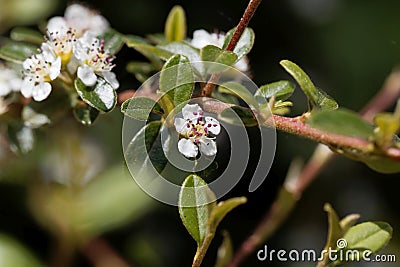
[21,4,118,102]
[190,29,249,72]
[174,104,221,158]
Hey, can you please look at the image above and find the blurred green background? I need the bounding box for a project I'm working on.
[0,0,399,266]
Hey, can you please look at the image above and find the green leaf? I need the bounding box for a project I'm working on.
[121,97,163,121]
[0,42,38,63]
[215,231,233,267]
[125,35,172,65]
[208,197,246,233]
[159,42,201,63]
[218,106,258,127]
[164,5,187,42]
[218,82,259,109]
[222,27,255,60]
[280,60,338,110]
[255,80,295,103]
[10,27,44,45]
[146,33,167,45]
[307,108,374,139]
[125,121,168,175]
[98,29,124,55]
[363,156,400,174]
[72,103,100,126]
[0,234,43,267]
[178,175,216,245]
[159,54,194,112]
[342,222,392,253]
[200,45,237,73]
[74,77,117,112]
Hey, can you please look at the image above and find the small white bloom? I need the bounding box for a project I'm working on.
[0,63,22,97]
[21,51,61,101]
[174,104,220,158]
[47,4,110,37]
[73,32,119,88]
[44,27,77,65]
[191,29,250,72]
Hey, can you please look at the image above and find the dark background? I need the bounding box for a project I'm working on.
[1,0,399,266]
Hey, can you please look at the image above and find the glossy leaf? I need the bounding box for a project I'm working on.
[159,54,194,112]
[208,197,246,233]
[121,97,163,121]
[342,222,392,253]
[218,106,258,127]
[215,231,233,267]
[75,77,117,112]
[280,60,338,110]
[10,27,43,45]
[125,35,172,65]
[255,80,295,103]
[146,33,167,45]
[222,27,255,60]
[218,82,259,109]
[73,103,100,126]
[164,5,187,42]
[179,175,216,245]
[0,42,38,63]
[98,29,124,55]
[0,234,42,267]
[201,45,237,72]
[307,108,374,139]
[125,121,167,175]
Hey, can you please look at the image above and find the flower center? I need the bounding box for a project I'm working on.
[184,115,211,144]
[24,55,52,83]
[83,39,115,72]
[47,29,76,64]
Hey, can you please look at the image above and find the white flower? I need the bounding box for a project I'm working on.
[72,32,119,88]
[191,29,250,72]
[47,4,109,37]
[21,50,61,101]
[174,104,221,158]
[0,63,22,97]
[44,27,77,65]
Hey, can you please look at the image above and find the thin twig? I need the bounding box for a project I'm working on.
[226,70,400,267]
[202,0,262,97]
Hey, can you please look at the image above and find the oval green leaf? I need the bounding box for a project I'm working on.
[0,234,43,267]
[74,77,117,112]
[159,42,201,63]
[208,197,247,233]
[201,45,237,73]
[165,5,187,42]
[0,42,38,63]
[10,27,44,45]
[342,221,392,253]
[179,175,216,245]
[218,106,258,127]
[73,103,100,126]
[98,29,124,55]
[255,80,295,103]
[160,54,194,112]
[218,81,259,109]
[222,27,255,60]
[280,60,338,110]
[121,97,164,121]
[307,108,374,139]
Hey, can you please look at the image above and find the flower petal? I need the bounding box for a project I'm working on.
[32,82,52,101]
[78,65,97,86]
[47,17,68,33]
[205,117,221,135]
[178,138,198,158]
[21,79,34,98]
[101,71,119,89]
[174,118,188,133]
[191,29,225,49]
[182,104,203,120]
[49,57,61,80]
[199,138,217,156]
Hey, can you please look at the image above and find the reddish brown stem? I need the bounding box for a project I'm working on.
[82,238,132,267]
